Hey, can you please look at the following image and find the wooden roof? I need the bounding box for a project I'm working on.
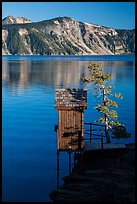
[55,88,87,110]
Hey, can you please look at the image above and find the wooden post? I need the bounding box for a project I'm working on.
[101,133,103,150]
[57,150,60,189]
[74,151,76,169]
[68,151,71,175]
[80,150,84,173]
[90,123,92,143]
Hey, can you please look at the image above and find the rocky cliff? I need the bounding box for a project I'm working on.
[2,16,32,25]
[2,16,135,55]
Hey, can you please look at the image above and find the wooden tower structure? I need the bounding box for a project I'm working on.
[55,88,87,151]
[54,88,87,188]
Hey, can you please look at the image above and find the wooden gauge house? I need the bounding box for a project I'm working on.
[55,88,87,151]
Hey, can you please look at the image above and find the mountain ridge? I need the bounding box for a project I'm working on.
[2,16,32,25]
[2,16,135,55]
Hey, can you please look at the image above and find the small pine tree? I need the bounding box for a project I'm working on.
[81,62,131,143]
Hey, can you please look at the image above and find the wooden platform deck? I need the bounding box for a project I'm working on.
[84,142,126,151]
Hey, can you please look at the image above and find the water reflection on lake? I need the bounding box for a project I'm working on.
[2,56,135,202]
[2,58,135,94]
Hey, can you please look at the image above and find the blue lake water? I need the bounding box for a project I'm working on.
[2,55,135,202]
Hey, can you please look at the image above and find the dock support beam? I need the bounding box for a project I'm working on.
[68,151,72,175]
[57,150,60,189]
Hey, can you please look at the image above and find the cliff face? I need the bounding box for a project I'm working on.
[2,16,135,55]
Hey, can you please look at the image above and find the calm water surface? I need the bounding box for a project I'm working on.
[2,55,135,202]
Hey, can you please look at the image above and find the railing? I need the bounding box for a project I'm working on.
[84,122,106,150]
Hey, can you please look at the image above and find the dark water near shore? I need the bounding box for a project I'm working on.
[2,55,135,202]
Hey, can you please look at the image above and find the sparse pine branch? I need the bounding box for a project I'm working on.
[114,93,123,99]
[105,99,118,108]
[111,125,131,139]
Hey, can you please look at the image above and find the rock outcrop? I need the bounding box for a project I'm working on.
[49,143,135,202]
[2,16,32,25]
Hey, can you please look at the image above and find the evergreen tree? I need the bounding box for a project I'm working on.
[81,63,131,143]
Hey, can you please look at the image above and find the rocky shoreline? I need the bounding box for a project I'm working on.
[49,143,135,202]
